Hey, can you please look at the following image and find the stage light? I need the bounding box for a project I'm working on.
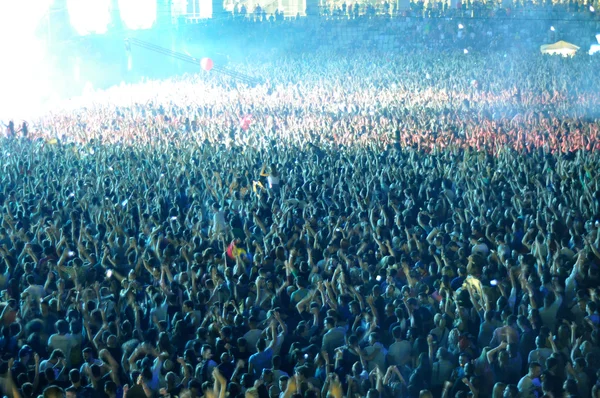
[458,23,464,29]
[119,0,157,30]
[0,0,53,119]
[550,26,555,31]
[67,0,111,35]
[590,5,595,12]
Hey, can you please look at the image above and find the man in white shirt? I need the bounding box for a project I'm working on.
[22,274,45,301]
[80,347,103,377]
[39,349,68,382]
[387,327,411,367]
[362,333,387,373]
[211,203,228,237]
[528,336,552,370]
[243,316,263,354]
[149,293,168,323]
[471,237,489,256]
[539,291,562,331]
[48,320,73,367]
[518,361,542,398]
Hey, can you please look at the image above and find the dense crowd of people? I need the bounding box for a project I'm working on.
[2,9,600,398]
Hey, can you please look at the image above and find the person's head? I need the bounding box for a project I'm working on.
[392,326,403,341]
[368,332,380,345]
[366,389,379,398]
[256,338,267,353]
[535,335,546,349]
[55,320,69,335]
[19,344,33,363]
[261,369,274,384]
[183,300,194,313]
[201,345,212,360]
[82,347,94,363]
[372,285,382,297]
[104,381,117,397]
[22,382,34,398]
[43,386,64,398]
[528,362,541,379]
[278,375,289,393]
[502,384,519,398]
[248,316,258,329]
[587,301,597,316]
[347,334,359,348]
[69,369,81,385]
[49,349,65,363]
[349,300,361,315]
[506,343,518,358]
[545,356,558,372]
[574,356,586,372]
[188,379,202,394]
[324,316,335,331]
[419,391,433,398]
[220,352,231,365]
[166,371,177,386]
[436,347,449,361]
[272,355,282,370]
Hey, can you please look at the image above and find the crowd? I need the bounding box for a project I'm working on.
[2,12,600,398]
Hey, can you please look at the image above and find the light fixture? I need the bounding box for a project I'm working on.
[67,0,111,35]
[119,0,157,30]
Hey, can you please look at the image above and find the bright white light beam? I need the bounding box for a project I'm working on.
[119,0,157,30]
[67,0,111,36]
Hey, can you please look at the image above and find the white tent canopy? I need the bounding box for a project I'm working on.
[540,40,580,57]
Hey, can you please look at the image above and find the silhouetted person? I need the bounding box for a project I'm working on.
[6,121,15,137]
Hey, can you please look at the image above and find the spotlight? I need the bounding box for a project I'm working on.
[119,0,157,30]
[67,0,111,35]
[463,49,469,54]
[590,5,595,11]
[458,23,464,29]
[550,26,555,31]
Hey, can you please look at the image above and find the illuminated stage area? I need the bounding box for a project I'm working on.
[0,0,598,119]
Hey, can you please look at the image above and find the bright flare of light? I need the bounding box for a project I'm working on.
[199,0,213,19]
[550,26,555,31]
[119,0,157,30]
[67,0,111,35]
[458,23,464,29]
[591,5,595,12]
[463,49,469,54]
[0,0,53,120]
